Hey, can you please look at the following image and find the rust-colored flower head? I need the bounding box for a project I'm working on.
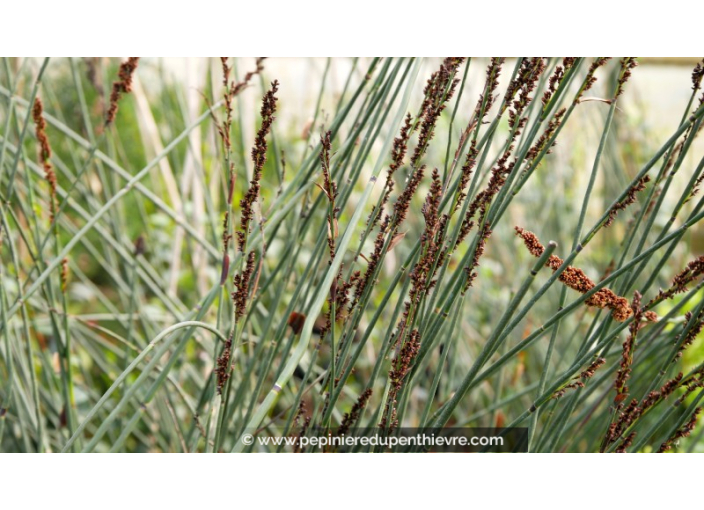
[106,57,139,125]
[287,312,307,336]
[32,97,58,219]
[515,227,632,322]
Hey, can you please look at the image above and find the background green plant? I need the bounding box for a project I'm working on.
[1,57,703,452]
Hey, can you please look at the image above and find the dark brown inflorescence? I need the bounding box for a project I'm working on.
[381,329,421,430]
[218,59,266,262]
[317,131,346,339]
[353,216,390,308]
[338,389,373,436]
[391,165,425,231]
[410,58,464,168]
[615,432,637,453]
[541,58,576,109]
[216,337,233,394]
[221,58,266,105]
[475,58,504,120]
[641,374,685,416]
[291,400,312,453]
[457,151,513,246]
[32,98,58,219]
[456,60,547,250]
[451,59,509,214]
[552,357,606,400]
[525,107,566,162]
[353,163,426,312]
[603,398,639,451]
[504,58,546,125]
[319,131,339,261]
[658,408,702,452]
[390,330,421,393]
[226,81,278,325]
[237,80,278,252]
[365,58,456,232]
[453,139,478,213]
[692,60,704,91]
[381,167,447,430]
[604,176,650,228]
[581,357,606,380]
[219,59,265,229]
[613,292,644,406]
[406,169,443,307]
[676,310,704,359]
[219,57,235,154]
[106,57,139,125]
[515,227,632,322]
[463,222,492,292]
[231,251,256,322]
[454,61,552,294]
[603,370,689,451]
[373,112,415,228]
[575,58,611,104]
[656,255,704,302]
[366,57,459,232]
[615,57,638,99]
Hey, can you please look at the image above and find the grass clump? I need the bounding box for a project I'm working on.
[1,57,704,452]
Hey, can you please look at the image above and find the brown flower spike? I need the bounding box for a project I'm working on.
[106,57,139,125]
[32,98,57,220]
[515,227,632,322]
[237,80,279,251]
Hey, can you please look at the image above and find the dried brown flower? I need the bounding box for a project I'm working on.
[319,131,339,261]
[580,357,606,380]
[692,60,704,91]
[410,58,464,168]
[613,292,644,406]
[237,80,279,252]
[476,58,504,119]
[32,97,57,219]
[526,107,566,162]
[231,250,256,322]
[106,57,139,125]
[576,58,611,103]
[658,407,701,452]
[614,57,638,99]
[287,312,306,336]
[604,176,650,228]
[338,389,372,436]
[553,357,605,400]
[675,309,704,359]
[381,170,447,430]
[615,432,636,453]
[644,311,659,322]
[656,256,704,302]
[541,58,575,108]
[391,166,425,230]
[381,329,421,430]
[373,112,415,227]
[291,400,311,453]
[216,337,232,394]
[515,227,632,322]
[463,221,492,292]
